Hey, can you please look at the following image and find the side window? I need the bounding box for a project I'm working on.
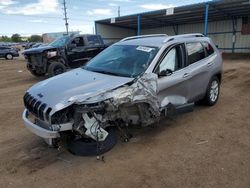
[157,44,183,74]
[87,36,101,45]
[72,37,84,47]
[202,42,215,56]
[186,42,205,64]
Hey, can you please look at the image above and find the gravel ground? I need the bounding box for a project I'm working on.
[0,55,249,188]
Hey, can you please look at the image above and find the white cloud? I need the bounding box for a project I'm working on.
[108,0,132,2]
[139,3,174,10]
[87,9,112,16]
[70,25,94,34]
[72,5,79,10]
[0,0,17,10]
[0,0,17,6]
[108,3,118,7]
[1,0,59,15]
[28,19,47,23]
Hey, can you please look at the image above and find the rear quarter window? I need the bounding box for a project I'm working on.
[186,42,206,65]
[202,42,215,56]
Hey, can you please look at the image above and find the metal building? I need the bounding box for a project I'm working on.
[95,0,250,53]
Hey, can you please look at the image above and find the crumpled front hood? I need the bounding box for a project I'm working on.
[23,45,56,54]
[27,68,134,114]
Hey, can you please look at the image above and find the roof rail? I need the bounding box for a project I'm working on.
[120,34,168,42]
[163,33,204,43]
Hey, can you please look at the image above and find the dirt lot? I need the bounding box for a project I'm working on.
[0,55,249,188]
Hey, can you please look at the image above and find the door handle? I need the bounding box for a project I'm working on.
[207,62,213,67]
[183,73,190,78]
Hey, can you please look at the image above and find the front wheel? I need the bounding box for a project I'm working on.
[30,70,45,77]
[48,61,66,77]
[203,77,220,106]
[5,53,13,60]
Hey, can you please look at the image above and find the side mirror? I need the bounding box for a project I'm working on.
[158,69,173,77]
[68,43,77,50]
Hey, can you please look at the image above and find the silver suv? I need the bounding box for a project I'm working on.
[22,34,222,155]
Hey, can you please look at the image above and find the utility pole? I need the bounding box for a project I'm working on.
[118,6,120,17]
[62,0,69,35]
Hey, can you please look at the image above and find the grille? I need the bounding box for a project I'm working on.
[29,55,43,66]
[23,92,51,122]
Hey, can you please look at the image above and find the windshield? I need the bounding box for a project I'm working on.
[49,36,70,48]
[84,45,158,77]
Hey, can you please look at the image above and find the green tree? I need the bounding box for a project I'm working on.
[29,35,42,42]
[11,33,21,42]
[0,36,11,42]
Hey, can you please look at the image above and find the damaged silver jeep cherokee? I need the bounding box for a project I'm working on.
[22,34,222,155]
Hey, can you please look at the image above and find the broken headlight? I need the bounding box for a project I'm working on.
[51,107,73,124]
[47,51,57,58]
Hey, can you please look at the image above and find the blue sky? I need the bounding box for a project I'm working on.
[0,0,209,36]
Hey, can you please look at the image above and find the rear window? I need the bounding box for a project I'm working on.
[202,42,215,56]
[186,42,206,64]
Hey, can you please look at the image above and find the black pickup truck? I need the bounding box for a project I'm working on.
[23,34,108,77]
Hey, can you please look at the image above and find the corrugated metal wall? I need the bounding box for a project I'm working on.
[141,18,250,53]
[96,18,250,53]
[96,23,136,44]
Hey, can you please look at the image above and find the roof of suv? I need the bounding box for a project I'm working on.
[116,33,207,48]
[117,36,167,48]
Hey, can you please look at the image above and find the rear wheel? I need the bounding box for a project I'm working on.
[203,77,220,106]
[48,61,66,77]
[5,53,13,60]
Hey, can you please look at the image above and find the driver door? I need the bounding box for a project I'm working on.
[156,43,190,108]
[67,36,87,68]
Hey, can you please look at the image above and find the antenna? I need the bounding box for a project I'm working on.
[62,0,69,35]
[118,6,120,17]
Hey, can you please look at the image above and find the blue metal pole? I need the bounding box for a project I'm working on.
[204,4,209,36]
[137,15,141,36]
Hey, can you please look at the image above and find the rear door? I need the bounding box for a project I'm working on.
[184,42,213,102]
[156,43,190,108]
[84,35,105,59]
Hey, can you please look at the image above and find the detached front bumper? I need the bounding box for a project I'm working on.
[22,109,73,139]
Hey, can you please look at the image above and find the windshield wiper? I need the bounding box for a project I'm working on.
[83,66,131,77]
[91,70,122,76]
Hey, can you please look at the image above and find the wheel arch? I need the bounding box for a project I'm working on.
[214,72,222,84]
[47,57,68,70]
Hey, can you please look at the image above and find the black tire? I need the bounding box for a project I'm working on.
[48,61,66,77]
[5,53,13,60]
[30,70,45,77]
[67,128,117,156]
[203,76,220,106]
